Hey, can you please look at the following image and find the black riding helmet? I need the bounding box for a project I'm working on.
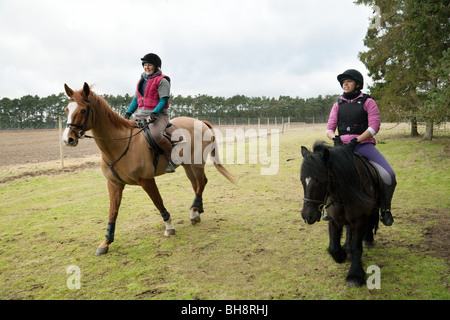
[337,69,364,89]
[141,53,162,68]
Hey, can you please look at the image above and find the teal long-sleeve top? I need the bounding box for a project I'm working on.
[126,96,168,116]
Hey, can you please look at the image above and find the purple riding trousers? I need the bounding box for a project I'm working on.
[354,143,396,185]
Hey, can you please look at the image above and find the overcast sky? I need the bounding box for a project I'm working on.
[0,0,376,100]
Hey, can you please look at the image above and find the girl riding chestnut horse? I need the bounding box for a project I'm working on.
[125,53,175,173]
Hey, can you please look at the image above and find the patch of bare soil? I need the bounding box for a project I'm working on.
[0,161,99,184]
[0,129,99,166]
[0,129,101,183]
[421,209,450,263]
[403,208,450,265]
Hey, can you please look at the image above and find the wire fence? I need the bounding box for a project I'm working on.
[0,115,331,131]
[1,113,449,135]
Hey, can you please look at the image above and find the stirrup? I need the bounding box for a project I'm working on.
[380,209,394,226]
[165,161,176,173]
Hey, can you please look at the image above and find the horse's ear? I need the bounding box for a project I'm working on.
[301,146,309,158]
[64,84,73,98]
[322,148,330,162]
[82,82,91,98]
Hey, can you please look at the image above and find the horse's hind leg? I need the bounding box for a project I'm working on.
[95,181,124,256]
[363,209,379,248]
[183,164,208,225]
[141,178,175,236]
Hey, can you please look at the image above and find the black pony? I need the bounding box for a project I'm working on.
[300,141,382,287]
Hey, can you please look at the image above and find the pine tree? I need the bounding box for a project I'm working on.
[356,0,450,139]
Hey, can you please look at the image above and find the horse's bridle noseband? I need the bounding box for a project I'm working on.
[302,197,324,205]
[303,195,336,219]
[66,98,92,138]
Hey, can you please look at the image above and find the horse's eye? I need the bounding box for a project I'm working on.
[81,109,86,114]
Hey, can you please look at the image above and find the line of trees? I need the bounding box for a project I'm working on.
[0,93,339,130]
[165,94,338,123]
[0,93,68,130]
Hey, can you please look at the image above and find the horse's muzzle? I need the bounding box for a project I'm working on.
[304,216,320,225]
[302,208,321,225]
[64,136,78,147]
[62,126,79,147]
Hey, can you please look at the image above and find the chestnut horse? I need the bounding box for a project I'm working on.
[63,83,235,255]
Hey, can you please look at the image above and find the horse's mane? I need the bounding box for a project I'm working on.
[305,141,375,208]
[301,141,329,182]
[72,88,130,129]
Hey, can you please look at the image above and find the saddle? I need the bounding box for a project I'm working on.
[133,115,184,171]
[354,152,383,207]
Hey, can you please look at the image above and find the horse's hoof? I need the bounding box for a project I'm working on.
[95,246,109,256]
[346,276,365,288]
[190,209,201,225]
[347,280,364,288]
[190,215,201,225]
[164,229,175,236]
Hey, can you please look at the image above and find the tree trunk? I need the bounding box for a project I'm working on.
[410,117,419,136]
[422,121,434,140]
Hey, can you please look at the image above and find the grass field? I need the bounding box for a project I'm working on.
[0,124,448,300]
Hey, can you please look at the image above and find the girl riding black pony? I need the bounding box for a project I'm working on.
[325,69,396,226]
[301,141,381,287]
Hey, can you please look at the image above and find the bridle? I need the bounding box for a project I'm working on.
[66,98,92,138]
[303,194,335,214]
[302,171,337,215]
[65,98,147,141]
[64,97,149,184]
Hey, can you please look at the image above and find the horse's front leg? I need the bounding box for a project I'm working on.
[327,220,346,263]
[141,178,175,236]
[343,225,352,259]
[95,181,124,256]
[346,220,367,287]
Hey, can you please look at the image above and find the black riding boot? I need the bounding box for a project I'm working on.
[380,182,396,226]
[156,138,176,173]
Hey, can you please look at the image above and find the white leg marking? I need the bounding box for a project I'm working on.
[164,218,175,236]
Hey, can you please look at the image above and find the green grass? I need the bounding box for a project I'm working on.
[0,126,448,300]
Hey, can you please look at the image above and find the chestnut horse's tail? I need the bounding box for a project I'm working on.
[202,120,237,184]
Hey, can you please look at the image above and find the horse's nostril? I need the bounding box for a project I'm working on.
[66,137,77,146]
